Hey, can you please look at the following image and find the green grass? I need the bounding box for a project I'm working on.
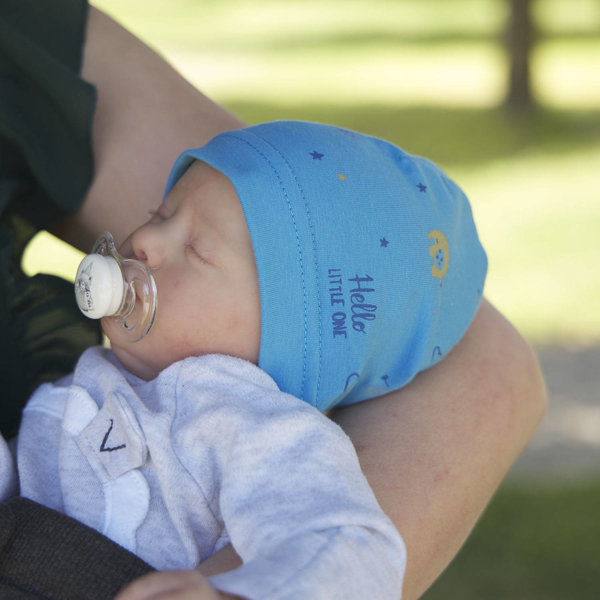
[423,477,600,599]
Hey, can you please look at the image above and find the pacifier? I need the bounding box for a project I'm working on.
[74,232,157,342]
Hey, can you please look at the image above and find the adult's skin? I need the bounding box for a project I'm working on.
[54,7,547,599]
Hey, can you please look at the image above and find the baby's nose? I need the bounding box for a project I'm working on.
[129,224,165,268]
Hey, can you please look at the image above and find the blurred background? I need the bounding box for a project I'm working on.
[23,0,599,596]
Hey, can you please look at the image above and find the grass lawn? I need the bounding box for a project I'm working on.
[423,477,600,599]
[21,0,600,597]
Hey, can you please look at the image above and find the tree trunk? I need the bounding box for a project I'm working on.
[505,0,536,110]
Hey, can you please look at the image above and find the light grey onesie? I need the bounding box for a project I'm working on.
[4,347,406,599]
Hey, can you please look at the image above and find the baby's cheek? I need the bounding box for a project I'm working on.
[159,323,207,364]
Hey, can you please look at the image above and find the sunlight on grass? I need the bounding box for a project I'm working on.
[534,41,600,109]
[95,0,507,107]
[94,0,505,50]
[92,0,596,109]
[169,44,505,107]
[534,0,600,34]
[457,146,600,344]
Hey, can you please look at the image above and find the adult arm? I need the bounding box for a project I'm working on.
[51,6,244,252]
[333,299,546,598]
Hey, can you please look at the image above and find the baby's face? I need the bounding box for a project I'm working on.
[105,161,261,380]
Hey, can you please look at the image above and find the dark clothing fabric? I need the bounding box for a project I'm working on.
[0,1,154,596]
[0,0,102,438]
[0,498,153,600]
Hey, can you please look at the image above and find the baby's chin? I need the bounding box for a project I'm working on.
[106,336,161,381]
[102,319,161,381]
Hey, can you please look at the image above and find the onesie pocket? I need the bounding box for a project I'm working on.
[74,391,148,482]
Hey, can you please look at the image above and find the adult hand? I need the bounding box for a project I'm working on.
[114,570,241,600]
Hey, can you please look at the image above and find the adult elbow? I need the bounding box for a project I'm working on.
[484,300,548,456]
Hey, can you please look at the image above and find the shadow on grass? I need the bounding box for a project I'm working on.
[422,477,600,599]
[223,30,504,51]
[225,101,600,169]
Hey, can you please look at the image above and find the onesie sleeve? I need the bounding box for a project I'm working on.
[177,358,406,600]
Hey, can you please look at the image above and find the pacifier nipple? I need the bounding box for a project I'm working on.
[74,232,157,343]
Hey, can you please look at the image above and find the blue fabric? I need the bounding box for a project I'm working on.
[165,121,487,413]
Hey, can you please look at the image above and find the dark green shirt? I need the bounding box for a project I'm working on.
[0,0,101,437]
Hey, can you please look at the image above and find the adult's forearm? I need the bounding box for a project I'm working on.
[333,299,547,599]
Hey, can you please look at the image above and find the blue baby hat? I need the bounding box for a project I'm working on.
[165,121,487,413]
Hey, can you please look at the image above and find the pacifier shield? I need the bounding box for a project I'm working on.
[75,254,124,319]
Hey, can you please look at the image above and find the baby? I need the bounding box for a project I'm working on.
[2,121,486,600]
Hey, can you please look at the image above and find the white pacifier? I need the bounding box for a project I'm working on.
[75,232,157,342]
